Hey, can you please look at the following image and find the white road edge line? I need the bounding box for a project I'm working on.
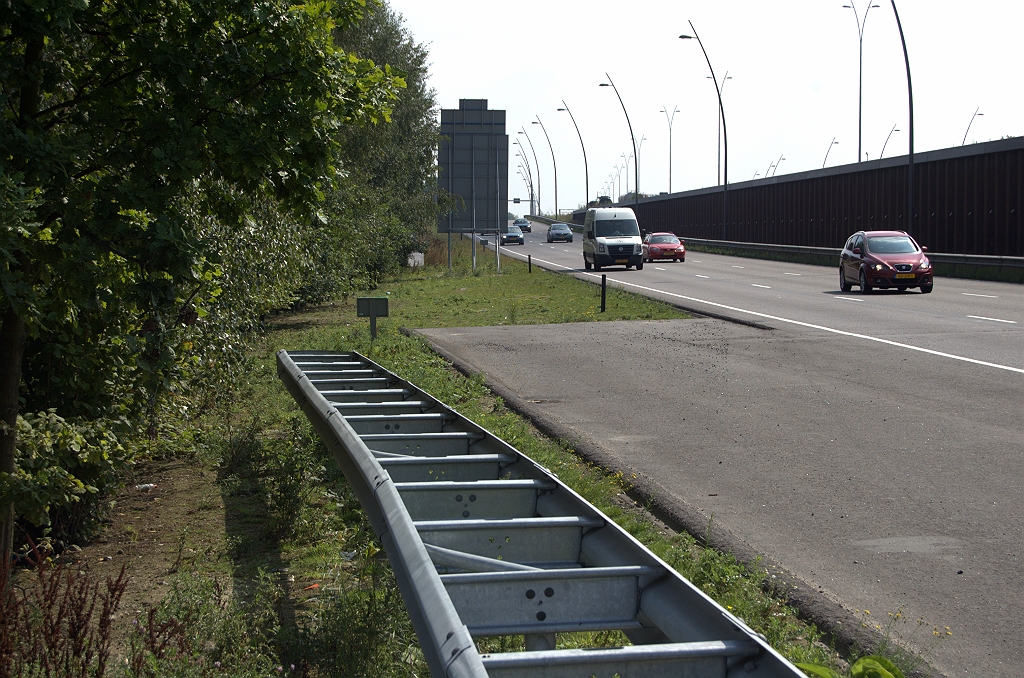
[836,296,864,302]
[783,272,802,276]
[495,249,1024,375]
[752,284,772,289]
[731,265,745,268]
[962,293,998,298]
[967,315,1017,324]
[695,275,710,279]
[655,267,667,270]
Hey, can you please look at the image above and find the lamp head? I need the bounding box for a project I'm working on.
[679,34,693,40]
[599,83,610,87]
[532,121,539,125]
[977,113,984,116]
[557,107,566,111]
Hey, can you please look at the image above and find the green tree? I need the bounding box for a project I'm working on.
[0,0,403,564]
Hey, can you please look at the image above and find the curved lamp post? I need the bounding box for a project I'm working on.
[891,0,915,234]
[879,124,899,158]
[682,23,728,238]
[708,72,731,185]
[771,155,785,177]
[661,106,679,193]
[600,73,639,205]
[515,144,536,216]
[558,101,589,208]
[823,138,839,168]
[962,107,983,146]
[532,116,558,216]
[844,1,880,163]
[517,128,541,215]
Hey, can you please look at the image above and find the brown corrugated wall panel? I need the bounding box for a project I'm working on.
[622,139,1022,256]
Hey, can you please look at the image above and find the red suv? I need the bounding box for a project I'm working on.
[839,230,933,294]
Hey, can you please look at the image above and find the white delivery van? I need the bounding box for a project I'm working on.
[582,207,643,271]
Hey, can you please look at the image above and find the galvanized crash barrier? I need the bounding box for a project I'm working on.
[278,350,806,677]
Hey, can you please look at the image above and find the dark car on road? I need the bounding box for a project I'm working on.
[547,222,574,243]
[840,230,933,293]
[513,217,531,233]
[642,232,686,262]
[501,224,525,246]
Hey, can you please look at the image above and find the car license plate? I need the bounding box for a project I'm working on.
[615,259,627,264]
[895,273,915,279]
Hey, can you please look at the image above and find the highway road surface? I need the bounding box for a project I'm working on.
[418,221,1023,677]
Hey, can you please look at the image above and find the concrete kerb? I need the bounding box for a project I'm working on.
[406,327,944,678]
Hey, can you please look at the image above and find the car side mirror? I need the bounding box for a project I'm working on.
[852,247,861,255]
[921,245,929,252]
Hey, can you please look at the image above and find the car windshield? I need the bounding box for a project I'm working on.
[508,226,521,234]
[595,219,640,238]
[866,236,918,254]
[651,235,679,244]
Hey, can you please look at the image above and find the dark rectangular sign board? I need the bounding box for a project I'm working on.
[356,297,389,318]
[437,99,508,234]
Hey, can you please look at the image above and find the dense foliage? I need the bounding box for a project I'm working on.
[0,0,441,552]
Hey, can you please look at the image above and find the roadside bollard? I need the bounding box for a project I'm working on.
[528,255,532,273]
[601,274,607,312]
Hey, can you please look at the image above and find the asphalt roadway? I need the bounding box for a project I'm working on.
[416,223,1023,678]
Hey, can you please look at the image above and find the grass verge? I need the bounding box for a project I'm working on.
[16,237,951,676]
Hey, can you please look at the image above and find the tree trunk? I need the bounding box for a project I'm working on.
[0,308,26,568]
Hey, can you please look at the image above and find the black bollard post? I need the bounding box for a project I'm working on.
[528,255,532,273]
[601,274,607,313]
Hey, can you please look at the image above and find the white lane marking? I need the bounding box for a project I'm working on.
[836,296,865,302]
[731,265,745,268]
[784,272,802,276]
[695,275,710,279]
[691,260,702,263]
[752,284,772,289]
[655,267,667,271]
[968,315,1017,324]
[498,250,1024,375]
[563,249,570,252]
[962,293,998,299]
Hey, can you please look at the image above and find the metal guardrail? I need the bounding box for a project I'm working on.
[682,238,1024,269]
[278,349,807,677]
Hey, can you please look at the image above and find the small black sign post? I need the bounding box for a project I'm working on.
[357,297,389,340]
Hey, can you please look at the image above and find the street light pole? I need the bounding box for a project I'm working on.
[962,107,983,146]
[681,23,728,238]
[879,124,899,158]
[600,73,640,205]
[518,128,541,216]
[532,116,558,216]
[891,0,914,235]
[822,137,839,168]
[661,106,679,193]
[515,144,536,214]
[844,1,880,163]
[771,154,785,177]
[558,101,589,208]
[707,72,731,185]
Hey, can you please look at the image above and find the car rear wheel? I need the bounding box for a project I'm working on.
[840,268,852,292]
[920,283,933,294]
[859,269,873,294]
[584,256,591,270]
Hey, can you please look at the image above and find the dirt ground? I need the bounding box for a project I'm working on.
[65,458,230,625]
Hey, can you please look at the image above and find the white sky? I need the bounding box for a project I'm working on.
[387,0,1024,215]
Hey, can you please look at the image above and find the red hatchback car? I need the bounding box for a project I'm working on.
[642,232,686,262]
[839,230,933,293]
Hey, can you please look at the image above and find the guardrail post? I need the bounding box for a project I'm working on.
[601,274,607,312]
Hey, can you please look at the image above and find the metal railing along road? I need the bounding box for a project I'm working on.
[278,350,807,677]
